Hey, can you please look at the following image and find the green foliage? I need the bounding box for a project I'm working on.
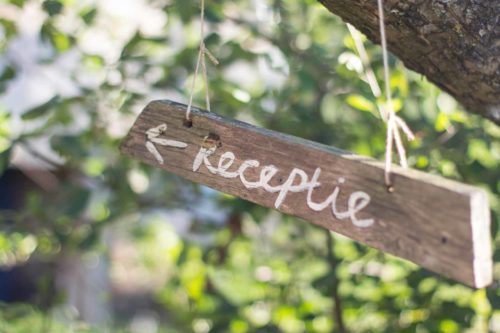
[0,147,11,176]
[21,96,61,120]
[0,0,498,332]
[42,0,63,17]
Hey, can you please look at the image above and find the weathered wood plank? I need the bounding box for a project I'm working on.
[120,100,492,288]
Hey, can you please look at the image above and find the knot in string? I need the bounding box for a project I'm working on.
[376,0,414,190]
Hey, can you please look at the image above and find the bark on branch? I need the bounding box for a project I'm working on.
[318,0,500,125]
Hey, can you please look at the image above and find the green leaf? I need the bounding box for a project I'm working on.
[50,135,87,159]
[9,0,26,8]
[346,94,375,113]
[21,96,60,120]
[63,186,91,218]
[468,140,498,168]
[0,146,12,176]
[81,8,97,25]
[0,66,16,82]
[435,112,450,132]
[42,0,63,16]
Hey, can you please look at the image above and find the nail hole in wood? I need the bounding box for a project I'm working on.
[208,132,220,141]
[202,132,221,149]
[183,119,193,128]
[441,236,448,244]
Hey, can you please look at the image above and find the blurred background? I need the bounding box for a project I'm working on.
[0,0,499,332]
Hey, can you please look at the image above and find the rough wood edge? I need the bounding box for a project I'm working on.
[471,191,493,288]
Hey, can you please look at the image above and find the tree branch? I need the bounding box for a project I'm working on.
[318,0,500,125]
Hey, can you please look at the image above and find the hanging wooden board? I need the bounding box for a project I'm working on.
[121,100,492,288]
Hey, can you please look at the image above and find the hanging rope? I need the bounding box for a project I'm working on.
[185,0,219,122]
[186,0,410,190]
[376,0,414,190]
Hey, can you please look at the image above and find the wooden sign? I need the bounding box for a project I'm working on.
[121,100,492,288]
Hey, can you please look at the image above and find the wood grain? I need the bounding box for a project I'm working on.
[121,100,493,288]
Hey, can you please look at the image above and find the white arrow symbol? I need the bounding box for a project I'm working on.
[145,123,188,164]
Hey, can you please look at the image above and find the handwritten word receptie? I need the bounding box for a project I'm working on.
[192,145,374,228]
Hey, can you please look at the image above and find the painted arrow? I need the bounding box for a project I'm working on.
[145,123,188,164]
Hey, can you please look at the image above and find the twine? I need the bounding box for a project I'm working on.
[185,0,219,122]
[376,0,414,189]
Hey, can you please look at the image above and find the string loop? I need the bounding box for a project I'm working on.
[186,0,218,122]
[376,0,414,190]
[186,0,412,191]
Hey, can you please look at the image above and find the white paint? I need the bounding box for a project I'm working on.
[145,124,187,164]
[146,141,165,165]
[192,144,374,228]
[192,146,216,172]
[144,124,374,228]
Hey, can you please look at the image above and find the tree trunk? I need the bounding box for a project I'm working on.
[318,0,500,125]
